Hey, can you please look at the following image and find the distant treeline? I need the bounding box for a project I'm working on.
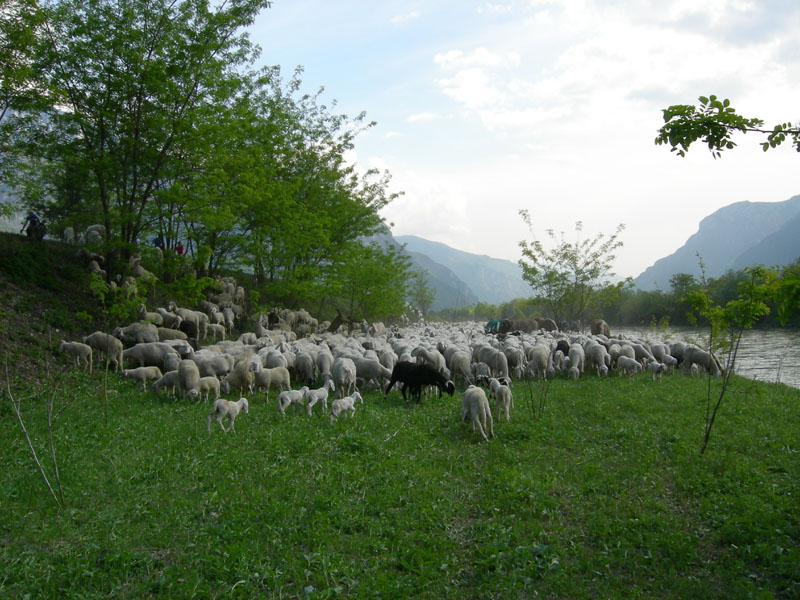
[430,263,800,329]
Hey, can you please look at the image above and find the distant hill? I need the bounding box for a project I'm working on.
[396,235,530,305]
[633,195,800,290]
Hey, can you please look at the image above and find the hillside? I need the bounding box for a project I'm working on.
[396,235,530,305]
[0,232,103,382]
[634,195,800,290]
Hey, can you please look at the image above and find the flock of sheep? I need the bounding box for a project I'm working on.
[57,274,722,442]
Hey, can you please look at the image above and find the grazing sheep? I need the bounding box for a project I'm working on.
[223,356,261,396]
[121,366,163,392]
[122,342,180,369]
[196,376,226,401]
[82,331,124,371]
[59,340,93,372]
[206,397,249,434]
[155,307,182,329]
[352,356,393,390]
[152,370,180,398]
[616,355,643,377]
[487,377,513,422]
[384,361,455,404]
[138,304,164,326]
[524,345,551,380]
[157,327,189,342]
[191,352,234,378]
[113,322,160,346]
[329,392,363,423]
[178,358,201,399]
[461,386,494,442]
[294,351,316,386]
[682,346,722,378]
[648,361,667,381]
[332,357,358,399]
[566,366,580,380]
[568,344,586,373]
[447,350,473,386]
[205,323,226,341]
[585,344,611,376]
[254,366,291,403]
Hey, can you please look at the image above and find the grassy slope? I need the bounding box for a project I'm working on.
[1,232,798,599]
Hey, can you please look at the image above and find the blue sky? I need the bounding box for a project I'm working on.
[249,1,800,280]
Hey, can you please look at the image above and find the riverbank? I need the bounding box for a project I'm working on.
[611,325,800,389]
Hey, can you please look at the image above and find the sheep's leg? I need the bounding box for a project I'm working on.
[306,397,318,416]
[472,414,488,442]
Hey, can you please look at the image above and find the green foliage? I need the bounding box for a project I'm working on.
[159,274,215,309]
[518,212,625,325]
[655,94,800,157]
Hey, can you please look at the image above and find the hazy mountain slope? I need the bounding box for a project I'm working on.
[396,235,530,304]
[633,195,800,290]
[730,211,800,270]
[405,251,478,311]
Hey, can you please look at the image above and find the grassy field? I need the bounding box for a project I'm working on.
[1,232,798,598]
[1,366,798,599]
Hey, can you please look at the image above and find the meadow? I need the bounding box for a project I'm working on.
[1,366,798,599]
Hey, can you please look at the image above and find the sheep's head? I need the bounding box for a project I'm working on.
[240,398,249,413]
[444,380,455,396]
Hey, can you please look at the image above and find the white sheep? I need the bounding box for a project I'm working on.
[648,361,667,381]
[122,342,180,369]
[82,331,124,371]
[178,358,201,399]
[486,377,513,422]
[152,370,180,398]
[59,340,93,372]
[121,366,163,392]
[329,392,363,423]
[277,389,305,416]
[206,397,249,434]
[331,357,357,398]
[155,307,183,329]
[205,323,226,341]
[616,355,642,377]
[197,376,227,401]
[566,365,580,380]
[223,355,261,396]
[254,366,291,403]
[138,304,164,326]
[568,344,586,373]
[302,379,336,416]
[461,385,494,442]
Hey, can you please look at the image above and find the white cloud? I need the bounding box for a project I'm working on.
[391,10,420,25]
[406,112,438,123]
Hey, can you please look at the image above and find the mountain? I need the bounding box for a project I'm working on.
[365,229,528,311]
[396,235,530,305]
[633,195,800,290]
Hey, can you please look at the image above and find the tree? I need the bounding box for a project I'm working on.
[324,242,412,325]
[518,211,625,326]
[686,264,778,454]
[407,270,435,316]
[655,94,800,158]
[5,0,272,271]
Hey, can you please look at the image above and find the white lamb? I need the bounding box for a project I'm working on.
[461,385,494,442]
[59,340,93,372]
[121,366,163,392]
[152,370,180,398]
[302,379,336,416]
[487,377,513,422]
[206,397,249,434]
[648,361,667,381]
[197,376,227,401]
[329,392,363,423]
[616,355,643,377]
[277,389,305,416]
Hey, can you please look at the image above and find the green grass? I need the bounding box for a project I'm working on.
[1,369,798,599]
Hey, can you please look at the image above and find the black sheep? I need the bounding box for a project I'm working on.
[384,361,455,403]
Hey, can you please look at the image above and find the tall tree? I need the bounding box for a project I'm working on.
[518,211,625,326]
[7,0,271,268]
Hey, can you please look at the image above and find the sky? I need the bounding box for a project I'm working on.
[248,0,800,280]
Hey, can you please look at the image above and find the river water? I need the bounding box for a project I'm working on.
[611,326,800,389]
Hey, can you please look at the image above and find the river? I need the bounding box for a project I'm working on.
[611,326,800,389]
